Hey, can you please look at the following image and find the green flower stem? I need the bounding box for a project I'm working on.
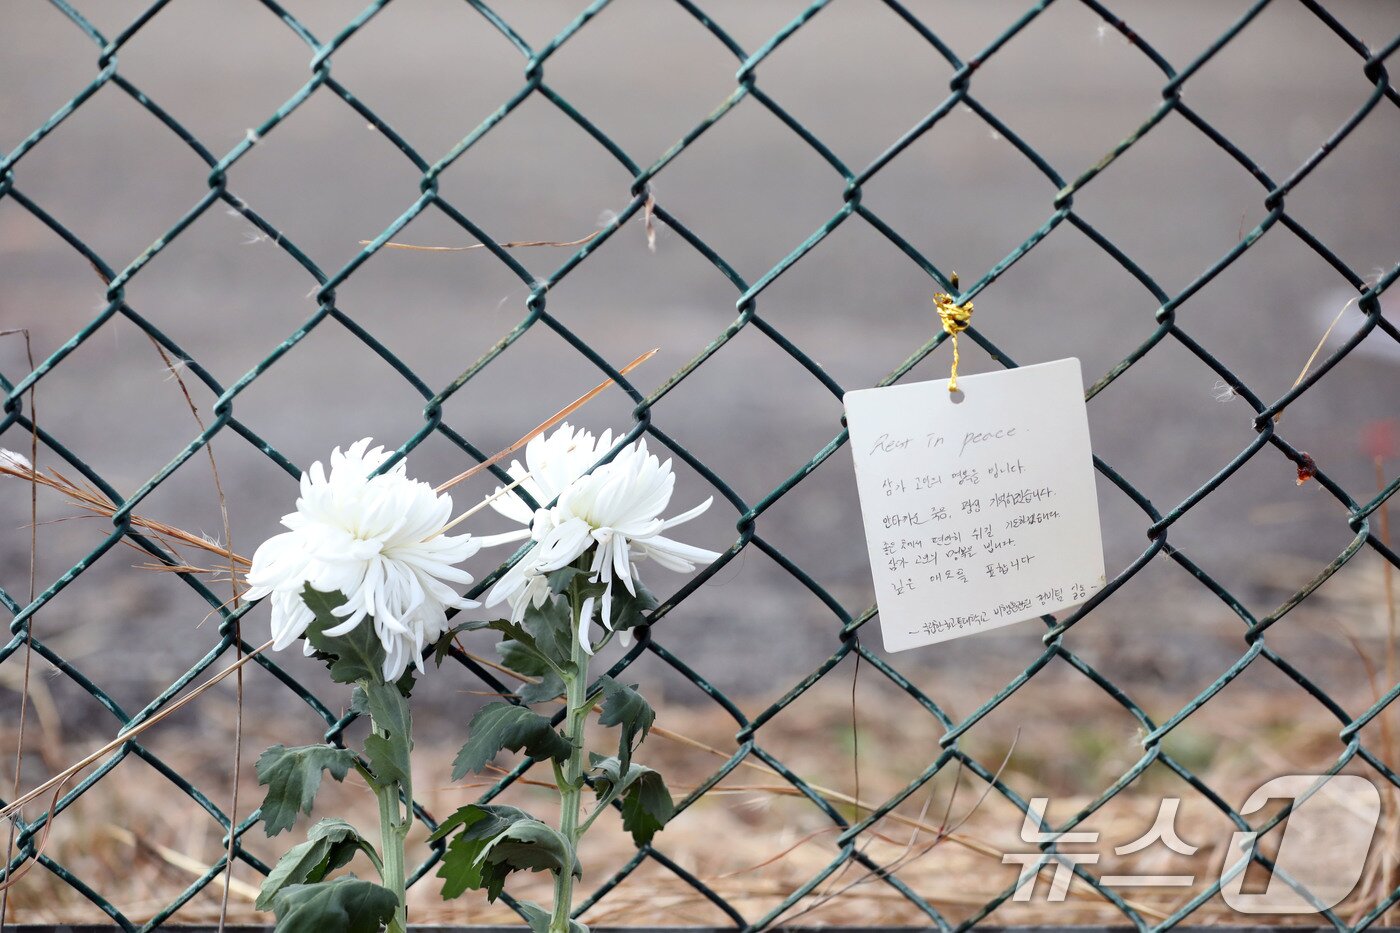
[370,709,411,933]
[550,589,592,933]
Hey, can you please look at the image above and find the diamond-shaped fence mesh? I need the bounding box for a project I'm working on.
[1,0,1398,929]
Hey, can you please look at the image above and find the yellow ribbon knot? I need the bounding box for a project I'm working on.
[933,291,973,392]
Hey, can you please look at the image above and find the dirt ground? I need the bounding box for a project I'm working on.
[5,604,1400,928]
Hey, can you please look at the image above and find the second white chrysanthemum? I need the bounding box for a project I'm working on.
[245,438,481,681]
[484,426,720,652]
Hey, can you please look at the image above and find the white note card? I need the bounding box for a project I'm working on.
[845,358,1106,652]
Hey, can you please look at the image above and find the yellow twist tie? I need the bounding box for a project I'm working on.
[933,291,973,393]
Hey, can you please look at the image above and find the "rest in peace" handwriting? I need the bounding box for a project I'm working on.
[868,426,1022,459]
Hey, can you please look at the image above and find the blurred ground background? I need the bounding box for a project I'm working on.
[0,0,1398,927]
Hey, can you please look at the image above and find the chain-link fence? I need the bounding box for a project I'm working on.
[2,0,1399,929]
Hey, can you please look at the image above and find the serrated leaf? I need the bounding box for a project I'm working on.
[608,578,659,632]
[258,838,326,912]
[481,820,579,878]
[359,682,412,790]
[431,618,522,666]
[362,735,407,789]
[270,876,396,933]
[306,816,362,845]
[497,638,549,677]
[430,626,462,666]
[305,821,364,882]
[302,586,387,685]
[595,677,655,772]
[427,803,532,844]
[436,830,488,899]
[256,818,366,910]
[587,754,626,794]
[256,744,357,837]
[453,703,572,780]
[546,566,586,595]
[521,598,574,670]
[517,673,566,705]
[589,756,672,845]
[546,566,605,602]
[497,639,566,703]
[466,616,533,641]
[431,805,554,902]
[619,768,673,847]
[519,900,590,933]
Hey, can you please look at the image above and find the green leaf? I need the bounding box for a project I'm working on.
[595,677,655,771]
[608,578,659,632]
[589,756,674,846]
[270,875,396,933]
[427,803,532,844]
[619,767,674,846]
[431,805,568,903]
[258,839,326,912]
[546,565,606,601]
[362,735,407,789]
[497,640,565,703]
[436,831,488,900]
[431,618,527,667]
[430,625,463,666]
[461,616,531,640]
[302,586,387,685]
[519,900,590,933]
[521,597,574,671]
[452,703,572,780]
[481,820,579,878]
[305,815,358,842]
[358,682,412,790]
[500,642,566,703]
[256,744,357,836]
[518,672,566,705]
[545,566,586,595]
[255,818,366,911]
[497,638,548,677]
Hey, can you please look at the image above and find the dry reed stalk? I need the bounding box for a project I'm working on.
[0,326,38,931]
[139,337,246,933]
[0,461,251,569]
[0,639,275,823]
[434,347,658,493]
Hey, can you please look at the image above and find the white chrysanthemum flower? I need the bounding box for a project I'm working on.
[245,438,481,681]
[486,422,615,533]
[484,428,719,653]
[480,422,612,624]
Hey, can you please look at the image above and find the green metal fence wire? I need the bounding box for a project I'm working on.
[1,0,1398,929]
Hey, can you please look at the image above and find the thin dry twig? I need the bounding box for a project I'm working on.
[0,461,251,569]
[0,639,275,823]
[1276,291,1361,424]
[434,348,658,494]
[144,338,245,931]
